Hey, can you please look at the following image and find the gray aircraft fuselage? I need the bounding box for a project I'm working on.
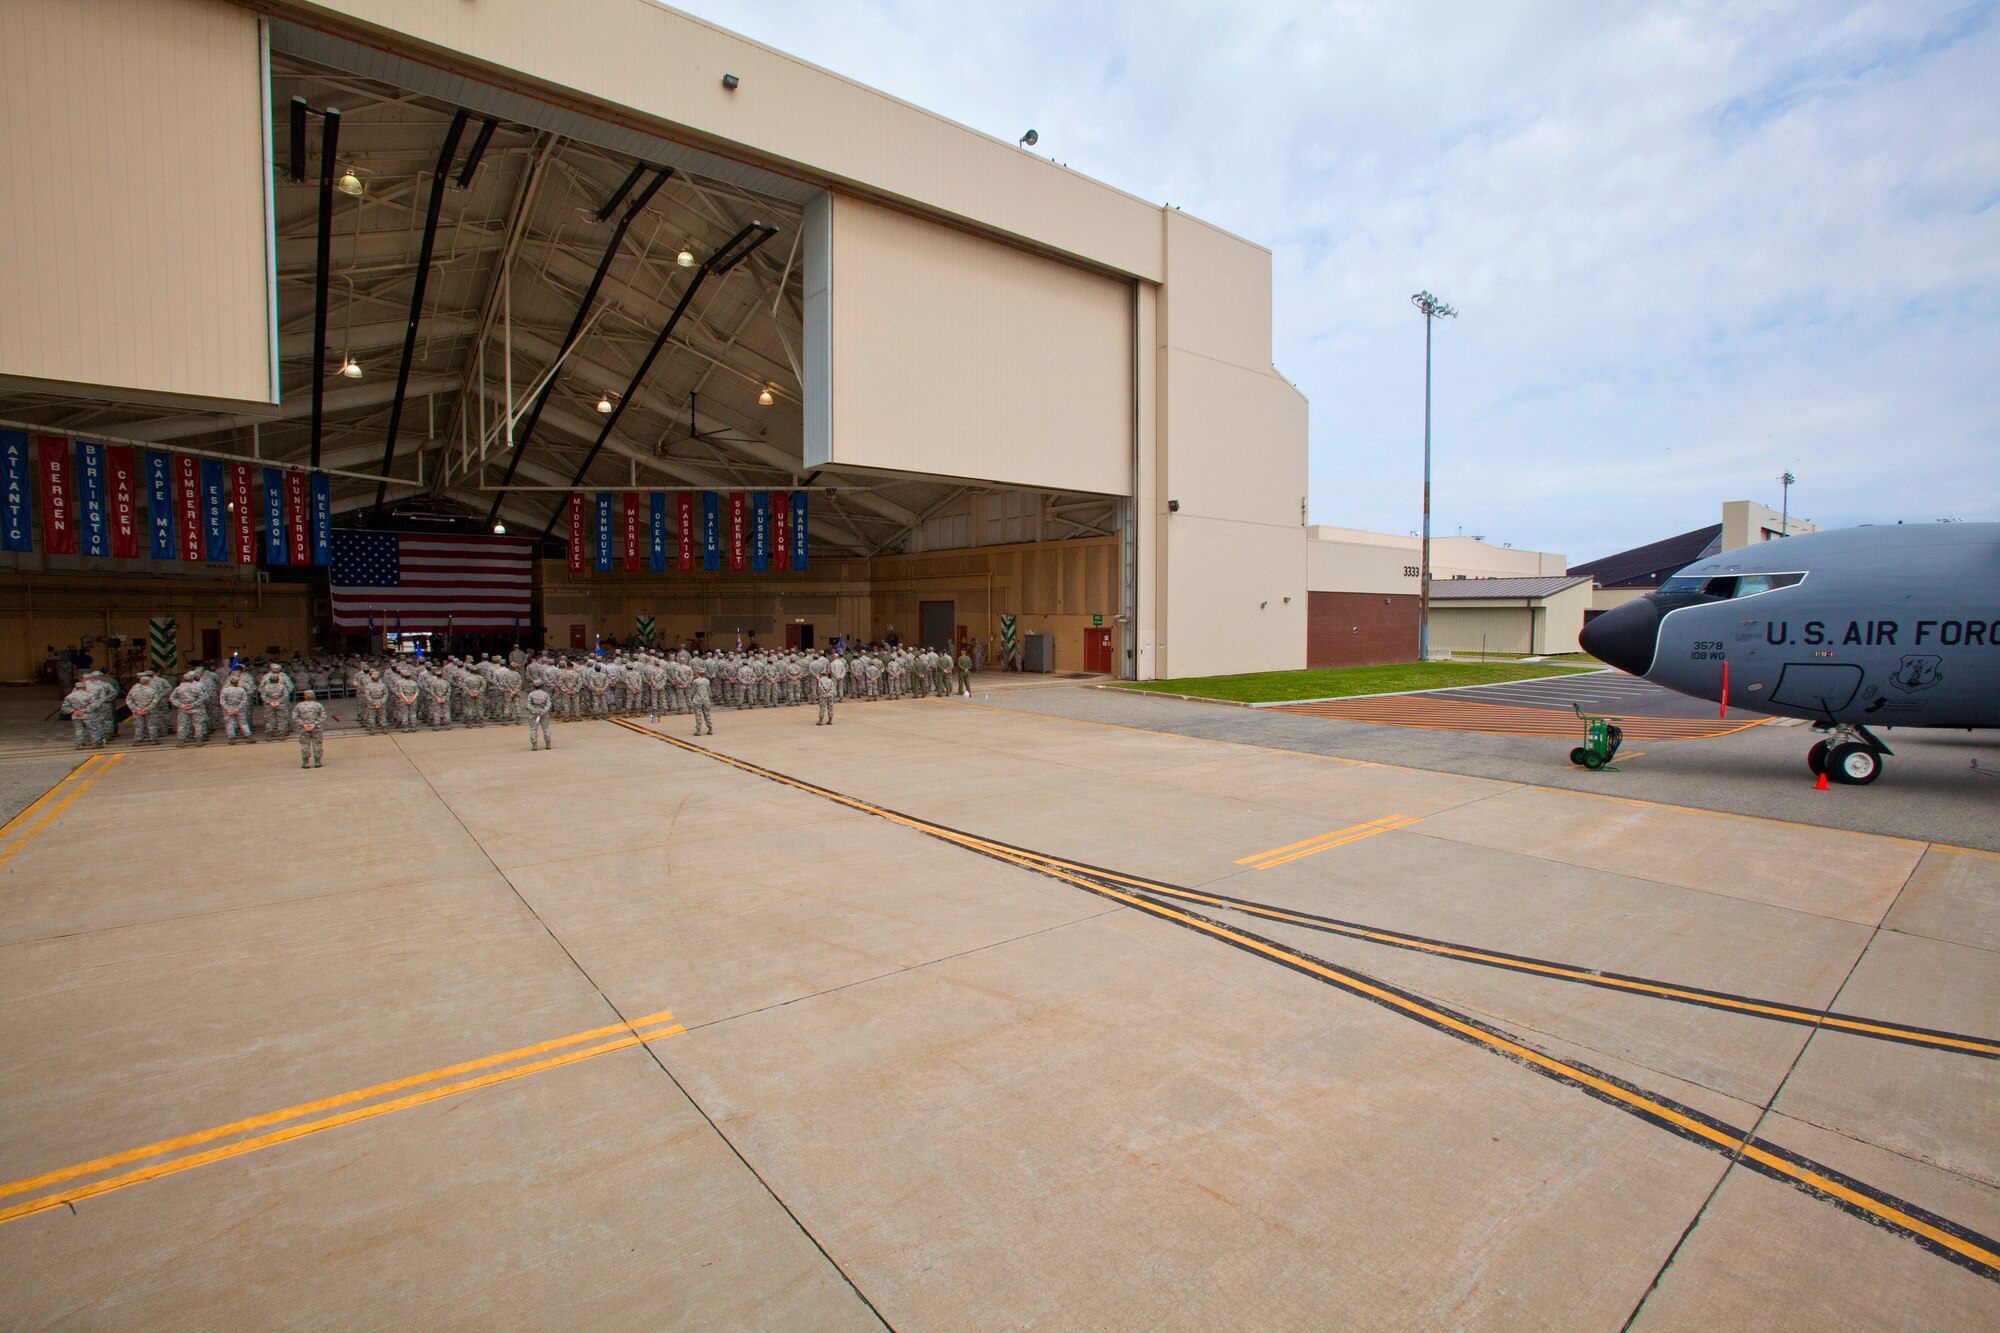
[1579,523,2000,730]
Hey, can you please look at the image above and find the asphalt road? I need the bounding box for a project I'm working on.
[974,685,2000,852]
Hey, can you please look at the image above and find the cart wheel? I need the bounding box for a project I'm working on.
[1570,747,1589,767]
[1807,740,1829,776]
[1582,752,1605,770]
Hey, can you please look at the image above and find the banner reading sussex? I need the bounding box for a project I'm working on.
[572,491,808,573]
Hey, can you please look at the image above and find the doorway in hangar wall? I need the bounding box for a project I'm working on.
[920,601,955,653]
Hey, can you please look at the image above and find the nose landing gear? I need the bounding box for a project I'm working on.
[1809,723,1891,785]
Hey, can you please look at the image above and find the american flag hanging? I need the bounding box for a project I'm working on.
[330,531,535,632]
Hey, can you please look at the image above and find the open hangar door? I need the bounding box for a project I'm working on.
[0,30,1129,674]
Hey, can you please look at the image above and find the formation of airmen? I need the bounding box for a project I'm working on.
[60,641,981,765]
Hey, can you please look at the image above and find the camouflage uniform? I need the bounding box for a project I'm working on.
[259,667,293,740]
[170,674,209,746]
[955,651,972,695]
[815,672,836,726]
[391,671,421,732]
[526,686,553,751]
[62,683,95,749]
[422,669,452,729]
[293,691,326,768]
[460,667,486,727]
[220,676,255,743]
[689,674,713,736]
[359,672,389,733]
[126,674,164,745]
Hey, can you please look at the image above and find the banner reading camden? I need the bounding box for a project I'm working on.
[106,446,138,558]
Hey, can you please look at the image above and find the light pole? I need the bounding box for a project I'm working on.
[1411,290,1457,661]
[1778,471,1795,536]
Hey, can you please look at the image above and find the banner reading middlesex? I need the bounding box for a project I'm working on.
[567,493,586,574]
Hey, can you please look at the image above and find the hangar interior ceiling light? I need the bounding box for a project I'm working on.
[596,394,615,414]
[757,384,774,406]
[676,244,697,268]
[492,521,506,534]
[336,165,365,196]
[339,355,363,379]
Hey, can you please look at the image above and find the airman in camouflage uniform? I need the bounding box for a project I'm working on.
[126,672,164,745]
[955,649,972,696]
[526,685,553,750]
[689,673,713,736]
[258,664,293,741]
[359,670,389,733]
[170,672,209,746]
[220,673,255,744]
[293,689,326,768]
[391,668,421,732]
[62,680,96,749]
[815,669,835,725]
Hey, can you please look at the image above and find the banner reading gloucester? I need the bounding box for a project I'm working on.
[228,463,257,564]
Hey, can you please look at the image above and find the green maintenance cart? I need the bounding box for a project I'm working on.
[1569,702,1624,771]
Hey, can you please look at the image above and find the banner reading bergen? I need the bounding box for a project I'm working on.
[146,452,175,559]
[38,435,76,556]
[106,446,138,558]
[0,432,32,553]
[76,441,109,558]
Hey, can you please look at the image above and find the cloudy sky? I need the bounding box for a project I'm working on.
[680,1,1998,563]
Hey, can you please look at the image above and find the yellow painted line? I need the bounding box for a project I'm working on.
[609,720,2000,1274]
[1250,817,1420,870]
[0,1008,677,1205]
[0,755,99,847]
[0,1020,686,1226]
[0,754,121,870]
[1234,816,1407,865]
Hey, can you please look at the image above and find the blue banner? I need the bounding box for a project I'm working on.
[146,451,175,559]
[790,490,808,571]
[649,491,667,573]
[702,491,721,571]
[75,441,109,557]
[0,432,29,553]
[594,492,614,572]
[262,468,287,565]
[310,472,332,565]
[750,492,770,571]
[200,459,227,562]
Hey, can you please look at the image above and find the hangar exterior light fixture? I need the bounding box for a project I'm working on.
[1019,129,1038,148]
[336,165,365,197]
[758,383,774,406]
[676,245,697,268]
[339,355,364,379]
[596,394,615,414]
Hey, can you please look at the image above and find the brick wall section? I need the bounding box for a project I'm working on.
[1308,591,1418,668]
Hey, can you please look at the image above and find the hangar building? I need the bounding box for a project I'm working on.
[0,0,1308,682]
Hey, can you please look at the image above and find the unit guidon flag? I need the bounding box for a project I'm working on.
[330,531,536,633]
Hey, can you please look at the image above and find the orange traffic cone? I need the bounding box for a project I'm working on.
[1815,772,1829,791]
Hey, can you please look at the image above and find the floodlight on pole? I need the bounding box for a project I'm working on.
[1778,471,1796,536]
[1410,290,1457,663]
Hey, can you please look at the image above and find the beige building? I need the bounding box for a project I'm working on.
[1304,527,1567,667]
[0,0,1308,682]
[1426,576,1593,657]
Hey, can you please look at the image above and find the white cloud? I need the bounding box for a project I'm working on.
[675,0,2000,561]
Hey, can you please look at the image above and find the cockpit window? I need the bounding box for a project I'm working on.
[1660,572,1805,599]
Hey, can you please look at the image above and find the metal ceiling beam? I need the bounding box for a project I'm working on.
[373,108,471,519]
[456,116,500,187]
[113,375,460,442]
[485,165,671,522]
[309,105,341,470]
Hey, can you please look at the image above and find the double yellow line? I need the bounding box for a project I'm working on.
[0,1009,684,1226]
[0,753,122,870]
[1236,815,1419,870]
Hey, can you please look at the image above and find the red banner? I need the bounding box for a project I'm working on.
[676,491,695,571]
[284,470,309,565]
[568,493,586,574]
[727,492,747,571]
[228,463,256,564]
[36,435,76,555]
[106,446,138,558]
[772,490,790,571]
[622,491,641,572]
[174,454,203,562]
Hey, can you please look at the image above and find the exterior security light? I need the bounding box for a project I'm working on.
[1020,129,1038,148]
[336,166,365,197]
[596,395,614,414]
[721,74,740,90]
[492,521,507,535]
[677,246,697,268]
[339,356,363,379]
[758,384,774,406]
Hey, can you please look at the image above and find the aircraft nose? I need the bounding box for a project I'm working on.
[1581,598,1660,675]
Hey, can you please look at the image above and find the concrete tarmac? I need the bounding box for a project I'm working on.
[0,697,1994,1328]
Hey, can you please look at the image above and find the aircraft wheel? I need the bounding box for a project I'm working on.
[1807,740,1829,776]
[1570,747,1589,767]
[1826,743,1881,786]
